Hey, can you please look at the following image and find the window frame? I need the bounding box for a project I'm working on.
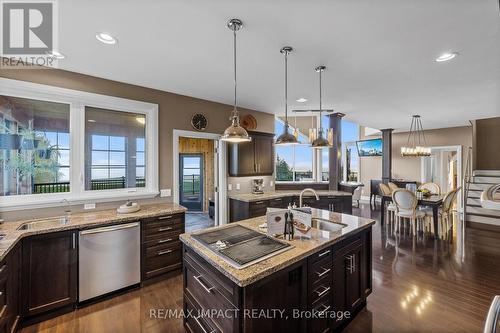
[0,78,159,211]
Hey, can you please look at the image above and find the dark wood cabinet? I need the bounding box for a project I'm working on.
[0,243,20,333]
[183,226,372,333]
[21,230,77,319]
[228,131,274,177]
[141,213,185,281]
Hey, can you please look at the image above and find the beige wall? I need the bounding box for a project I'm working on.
[474,117,500,170]
[0,68,274,220]
[359,125,473,197]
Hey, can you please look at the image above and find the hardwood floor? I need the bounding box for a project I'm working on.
[20,203,500,333]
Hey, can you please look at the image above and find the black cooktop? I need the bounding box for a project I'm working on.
[191,225,291,268]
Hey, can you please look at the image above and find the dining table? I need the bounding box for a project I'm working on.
[380,193,445,239]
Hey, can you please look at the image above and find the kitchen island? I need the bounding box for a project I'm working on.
[180,209,375,333]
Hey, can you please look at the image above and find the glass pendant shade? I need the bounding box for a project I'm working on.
[221,18,251,143]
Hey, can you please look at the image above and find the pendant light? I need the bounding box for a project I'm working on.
[311,66,331,149]
[221,19,251,143]
[401,115,431,157]
[275,47,300,145]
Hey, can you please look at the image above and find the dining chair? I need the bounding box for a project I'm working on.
[422,187,461,238]
[392,189,426,236]
[418,182,441,195]
[379,183,396,224]
[388,182,399,192]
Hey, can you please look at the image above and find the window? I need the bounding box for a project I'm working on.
[0,78,158,210]
[1,96,70,196]
[275,118,314,182]
[275,116,360,183]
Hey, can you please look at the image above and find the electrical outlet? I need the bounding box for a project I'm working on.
[228,184,232,191]
[160,189,171,197]
[236,183,240,190]
[84,203,96,210]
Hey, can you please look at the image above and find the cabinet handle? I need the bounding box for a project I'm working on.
[158,227,173,232]
[318,249,330,257]
[72,233,76,249]
[315,286,331,297]
[194,275,215,293]
[319,305,331,316]
[157,249,173,256]
[0,265,6,274]
[158,215,173,220]
[194,316,215,333]
[352,254,356,273]
[255,201,265,205]
[157,238,173,244]
[316,267,331,278]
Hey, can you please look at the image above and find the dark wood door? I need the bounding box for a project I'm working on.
[21,230,77,318]
[254,135,273,175]
[6,244,20,331]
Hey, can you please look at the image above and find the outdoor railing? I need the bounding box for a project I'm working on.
[33,177,146,193]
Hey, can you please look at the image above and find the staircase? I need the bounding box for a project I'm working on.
[464,170,500,228]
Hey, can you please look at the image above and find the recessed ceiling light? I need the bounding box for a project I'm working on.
[87,119,96,123]
[96,32,117,45]
[435,52,458,62]
[45,50,65,59]
[296,98,307,103]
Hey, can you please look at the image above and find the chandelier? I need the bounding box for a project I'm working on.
[401,115,431,157]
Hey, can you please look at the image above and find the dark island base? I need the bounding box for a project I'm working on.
[183,226,372,333]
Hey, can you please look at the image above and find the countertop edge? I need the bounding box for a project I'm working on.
[180,220,374,287]
[228,190,353,202]
[0,204,187,262]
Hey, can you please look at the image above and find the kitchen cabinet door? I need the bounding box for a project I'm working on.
[21,230,77,318]
[228,140,255,176]
[254,134,274,175]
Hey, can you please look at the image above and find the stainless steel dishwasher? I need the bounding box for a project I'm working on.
[79,222,140,302]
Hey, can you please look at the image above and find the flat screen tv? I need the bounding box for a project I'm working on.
[356,139,383,157]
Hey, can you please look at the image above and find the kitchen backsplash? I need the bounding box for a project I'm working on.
[227,175,275,194]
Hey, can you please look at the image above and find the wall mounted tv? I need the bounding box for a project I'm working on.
[356,139,383,157]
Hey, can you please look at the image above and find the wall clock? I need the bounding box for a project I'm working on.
[191,113,208,131]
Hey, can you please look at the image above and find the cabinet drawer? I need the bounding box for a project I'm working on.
[309,256,332,286]
[308,298,332,333]
[309,282,332,307]
[143,214,184,232]
[309,247,332,264]
[184,249,237,307]
[144,245,182,279]
[184,292,221,333]
[144,230,181,248]
[184,259,236,332]
[145,241,181,258]
[249,200,269,210]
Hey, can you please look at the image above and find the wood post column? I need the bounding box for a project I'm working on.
[328,113,345,190]
[381,128,393,184]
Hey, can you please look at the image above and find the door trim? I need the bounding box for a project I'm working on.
[173,130,227,226]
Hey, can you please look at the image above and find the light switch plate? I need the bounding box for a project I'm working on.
[228,184,232,191]
[236,183,240,190]
[160,189,171,197]
[84,203,96,210]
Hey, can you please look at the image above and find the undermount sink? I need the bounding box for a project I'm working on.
[311,217,347,233]
[17,216,71,231]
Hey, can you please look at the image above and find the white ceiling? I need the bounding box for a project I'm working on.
[58,0,500,131]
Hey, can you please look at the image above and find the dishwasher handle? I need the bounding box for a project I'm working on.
[80,222,139,235]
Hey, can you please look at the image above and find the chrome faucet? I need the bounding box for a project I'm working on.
[299,188,319,207]
[60,199,71,224]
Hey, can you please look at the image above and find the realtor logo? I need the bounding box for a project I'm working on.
[1,0,58,68]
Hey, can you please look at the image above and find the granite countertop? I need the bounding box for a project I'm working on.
[228,190,352,202]
[179,208,375,287]
[0,203,187,262]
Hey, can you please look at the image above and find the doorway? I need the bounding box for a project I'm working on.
[179,154,204,211]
